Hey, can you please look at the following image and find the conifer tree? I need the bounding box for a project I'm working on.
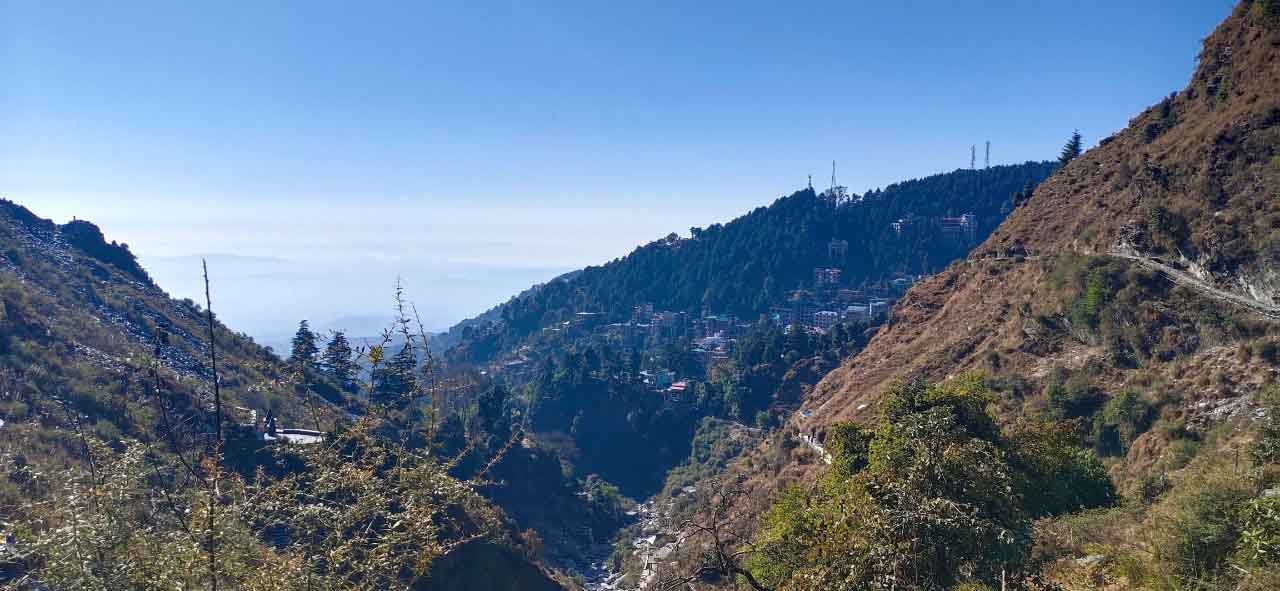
[289,319,319,369]
[1058,129,1083,167]
[373,341,419,406]
[321,330,356,390]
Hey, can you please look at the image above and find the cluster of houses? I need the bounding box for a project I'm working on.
[770,284,893,331]
[486,241,926,402]
[498,265,921,400]
[592,304,757,350]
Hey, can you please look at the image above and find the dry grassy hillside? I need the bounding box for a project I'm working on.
[647,5,1280,589]
[803,0,1280,435]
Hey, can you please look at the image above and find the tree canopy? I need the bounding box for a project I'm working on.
[747,374,1115,590]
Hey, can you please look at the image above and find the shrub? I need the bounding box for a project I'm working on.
[1165,438,1201,471]
[1046,369,1105,420]
[824,420,870,478]
[1151,467,1253,582]
[749,374,1115,590]
[1254,338,1280,365]
[1093,390,1155,456]
[1071,267,1113,332]
[1137,472,1172,504]
[1145,205,1189,250]
[1252,385,1280,466]
[1237,494,1280,565]
[1008,422,1116,516]
[1251,0,1280,29]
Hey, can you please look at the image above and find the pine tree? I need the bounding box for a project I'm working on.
[321,331,356,390]
[1058,130,1083,167]
[289,320,319,369]
[373,341,419,406]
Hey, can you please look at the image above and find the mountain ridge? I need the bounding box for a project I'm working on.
[802,0,1280,430]
[440,162,1055,369]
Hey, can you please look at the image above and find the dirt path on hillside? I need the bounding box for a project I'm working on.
[1108,245,1280,320]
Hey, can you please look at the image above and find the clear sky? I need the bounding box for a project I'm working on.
[1,0,1237,345]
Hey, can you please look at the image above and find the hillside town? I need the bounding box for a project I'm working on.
[485,259,924,395]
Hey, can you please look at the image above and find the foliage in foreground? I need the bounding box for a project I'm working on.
[746,374,1115,590]
[0,414,506,590]
[0,295,517,590]
[1033,384,1280,590]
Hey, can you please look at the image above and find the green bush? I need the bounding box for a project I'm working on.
[1137,472,1172,504]
[1008,422,1116,517]
[1071,267,1113,332]
[1045,368,1104,419]
[1254,338,1280,365]
[749,374,1115,590]
[824,420,870,478]
[1165,438,1201,471]
[1238,495,1280,565]
[1145,205,1189,250]
[1152,468,1253,582]
[1252,385,1280,466]
[1093,390,1154,456]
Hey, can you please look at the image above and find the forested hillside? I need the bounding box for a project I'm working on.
[0,200,569,590]
[648,3,1280,589]
[442,162,1054,366]
[424,162,1056,586]
[7,2,1268,587]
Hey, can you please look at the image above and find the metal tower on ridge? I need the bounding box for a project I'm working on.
[970,145,976,169]
[985,141,991,169]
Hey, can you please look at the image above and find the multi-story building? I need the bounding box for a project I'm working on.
[814,267,842,287]
[703,314,734,338]
[940,213,979,243]
[845,304,870,321]
[770,305,799,327]
[650,311,688,341]
[573,312,603,328]
[828,238,849,261]
[813,310,840,330]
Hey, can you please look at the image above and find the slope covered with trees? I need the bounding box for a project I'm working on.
[0,200,570,590]
[443,162,1054,366]
[652,3,1280,589]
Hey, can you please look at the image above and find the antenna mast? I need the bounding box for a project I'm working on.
[985,141,990,169]
[831,160,836,192]
[970,145,976,170]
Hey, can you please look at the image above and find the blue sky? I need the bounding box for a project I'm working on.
[1,0,1237,343]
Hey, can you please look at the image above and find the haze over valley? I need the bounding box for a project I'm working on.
[9,2,1280,591]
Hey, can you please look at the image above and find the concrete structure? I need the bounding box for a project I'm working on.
[940,213,979,242]
[814,267,842,286]
[828,238,849,261]
[813,310,840,330]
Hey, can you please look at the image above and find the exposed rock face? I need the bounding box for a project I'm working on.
[802,1,1280,428]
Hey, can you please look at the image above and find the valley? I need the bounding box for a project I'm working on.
[5,1,1280,590]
